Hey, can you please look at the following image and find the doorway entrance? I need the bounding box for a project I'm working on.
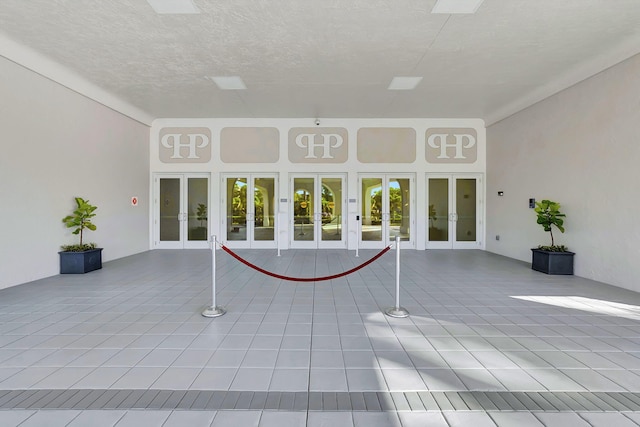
[153,174,210,249]
[427,174,482,249]
[223,175,277,249]
[290,175,346,248]
[359,174,415,249]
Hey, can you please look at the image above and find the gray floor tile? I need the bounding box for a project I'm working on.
[211,410,261,427]
[269,369,309,391]
[250,335,283,349]
[190,368,238,391]
[0,411,37,426]
[533,412,591,426]
[560,369,626,391]
[206,349,247,368]
[0,367,59,389]
[230,368,273,391]
[67,410,127,426]
[488,369,546,391]
[346,369,387,391]
[580,412,640,427]
[113,410,172,426]
[3,249,640,422]
[242,349,279,368]
[151,367,200,389]
[110,367,166,389]
[490,412,545,427]
[311,350,345,368]
[398,412,448,427]
[471,350,520,369]
[310,369,348,391]
[34,368,94,389]
[275,350,310,368]
[381,368,426,391]
[259,411,307,427]
[597,369,640,392]
[307,411,354,427]
[444,411,497,427]
[103,349,151,367]
[171,349,214,368]
[136,349,182,367]
[524,369,586,391]
[353,411,401,427]
[624,413,640,424]
[343,351,379,369]
[17,409,82,427]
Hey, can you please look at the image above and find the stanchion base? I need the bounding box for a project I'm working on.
[202,306,226,318]
[384,306,409,318]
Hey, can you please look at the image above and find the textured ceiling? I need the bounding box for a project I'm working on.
[1,0,639,125]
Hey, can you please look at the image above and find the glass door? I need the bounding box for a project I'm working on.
[291,175,345,249]
[154,174,210,249]
[224,175,277,249]
[427,174,482,249]
[359,175,414,249]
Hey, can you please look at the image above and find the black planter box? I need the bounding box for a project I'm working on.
[531,249,574,275]
[59,248,103,274]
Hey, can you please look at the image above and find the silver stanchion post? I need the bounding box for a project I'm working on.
[355,215,360,258]
[202,235,226,318]
[384,235,409,318]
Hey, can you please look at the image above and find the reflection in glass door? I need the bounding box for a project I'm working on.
[155,174,209,249]
[427,174,482,249]
[224,175,277,248]
[359,175,414,249]
[291,175,345,248]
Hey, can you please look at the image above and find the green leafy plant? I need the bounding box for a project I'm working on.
[196,203,207,227]
[534,199,567,251]
[61,197,98,252]
[428,204,437,227]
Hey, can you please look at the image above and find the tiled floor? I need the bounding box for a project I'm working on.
[1,248,640,425]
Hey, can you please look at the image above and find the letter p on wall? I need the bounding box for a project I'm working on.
[159,127,212,163]
[425,128,478,164]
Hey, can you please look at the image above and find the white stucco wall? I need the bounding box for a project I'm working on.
[486,53,640,292]
[0,57,150,289]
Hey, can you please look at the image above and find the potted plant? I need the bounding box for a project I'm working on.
[531,199,574,275]
[59,197,102,274]
[189,203,208,240]
[428,203,443,240]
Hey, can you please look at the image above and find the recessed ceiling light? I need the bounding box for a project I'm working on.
[388,77,423,90]
[147,0,200,14]
[431,0,484,14]
[208,76,247,90]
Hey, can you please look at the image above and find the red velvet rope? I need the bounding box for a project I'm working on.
[221,244,392,282]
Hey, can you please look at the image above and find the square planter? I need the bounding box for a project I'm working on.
[531,248,574,275]
[59,248,103,274]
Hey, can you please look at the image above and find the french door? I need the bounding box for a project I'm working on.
[426,174,482,249]
[290,175,346,249]
[223,175,277,249]
[359,174,415,249]
[154,174,210,249]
